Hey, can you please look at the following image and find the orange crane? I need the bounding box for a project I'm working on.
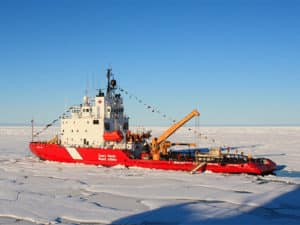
[151,109,200,160]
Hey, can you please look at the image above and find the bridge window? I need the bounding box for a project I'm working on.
[105,122,110,131]
[123,122,128,130]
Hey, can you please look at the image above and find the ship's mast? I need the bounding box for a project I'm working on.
[106,68,117,96]
[106,68,112,95]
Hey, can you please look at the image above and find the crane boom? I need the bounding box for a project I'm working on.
[156,109,200,144]
[151,109,200,160]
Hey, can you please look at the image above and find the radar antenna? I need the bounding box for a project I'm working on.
[106,68,117,95]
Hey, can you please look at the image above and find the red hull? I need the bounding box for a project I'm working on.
[29,142,276,175]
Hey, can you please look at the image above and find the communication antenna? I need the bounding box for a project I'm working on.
[64,96,69,111]
[85,73,90,96]
[92,72,95,93]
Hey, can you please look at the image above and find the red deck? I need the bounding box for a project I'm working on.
[29,142,276,175]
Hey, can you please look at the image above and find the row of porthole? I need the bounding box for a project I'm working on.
[62,120,92,124]
[62,129,88,133]
[63,138,84,142]
[63,138,95,143]
[63,142,97,146]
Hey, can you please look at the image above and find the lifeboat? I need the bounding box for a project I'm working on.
[103,130,123,142]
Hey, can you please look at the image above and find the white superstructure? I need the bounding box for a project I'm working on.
[60,69,129,148]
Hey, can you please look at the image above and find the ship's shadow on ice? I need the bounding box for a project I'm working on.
[272,165,300,178]
[276,165,286,171]
[275,169,300,178]
[111,187,300,225]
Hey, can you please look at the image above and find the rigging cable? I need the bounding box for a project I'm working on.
[118,86,223,147]
[33,106,73,138]
[33,86,232,150]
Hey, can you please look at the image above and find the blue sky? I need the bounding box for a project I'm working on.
[0,0,299,126]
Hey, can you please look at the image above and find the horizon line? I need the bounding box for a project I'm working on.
[1,122,300,127]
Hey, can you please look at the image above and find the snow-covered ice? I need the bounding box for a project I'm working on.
[0,126,299,225]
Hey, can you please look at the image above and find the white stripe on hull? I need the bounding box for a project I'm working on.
[66,147,83,160]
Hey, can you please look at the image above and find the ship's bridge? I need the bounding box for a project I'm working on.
[60,69,129,148]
